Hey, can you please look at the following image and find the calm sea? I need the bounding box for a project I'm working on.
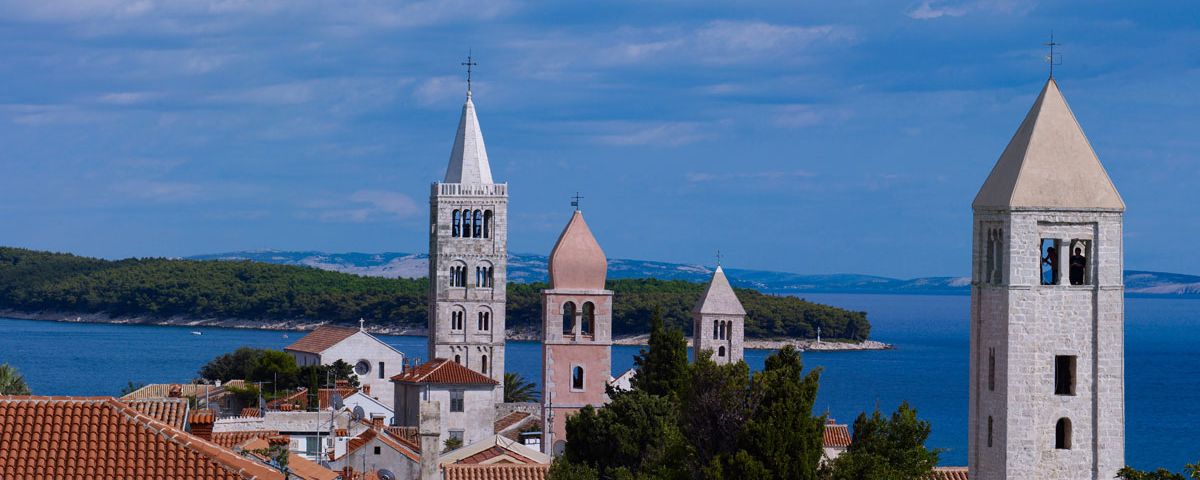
[1,293,1196,470]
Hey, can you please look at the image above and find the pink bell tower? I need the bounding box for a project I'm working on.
[541,209,612,456]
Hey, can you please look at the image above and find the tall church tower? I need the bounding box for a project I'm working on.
[428,89,508,403]
[541,209,612,456]
[969,77,1125,479]
[692,265,746,365]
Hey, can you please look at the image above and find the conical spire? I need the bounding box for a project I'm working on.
[973,78,1123,210]
[548,211,607,290]
[693,265,746,315]
[443,93,494,185]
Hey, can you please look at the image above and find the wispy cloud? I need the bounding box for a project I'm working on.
[686,170,816,183]
[772,104,854,128]
[906,0,1037,20]
[306,190,419,223]
[589,121,708,147]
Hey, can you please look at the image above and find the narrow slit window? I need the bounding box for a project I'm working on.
[1055,355,1076,396]
[1055,418,1072,449]
[484,210,493,239]
[481,355,488,374]
[988,347,996,392]
[987,416,993,448]
[473,209,482,238]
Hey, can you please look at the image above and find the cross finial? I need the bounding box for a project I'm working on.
[461,50,478,95]
[1043,33,1062,78]
[359,318,365,331]
[716,250,723,267]
[570,192,583,211]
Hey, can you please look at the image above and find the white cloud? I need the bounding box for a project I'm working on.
[307,190,419,223]
[686,170,816,183]
[413,76,465,106]
[96,91,161,105]
[206,82,314,105]
[906,0,1036,20]
[772,104,854,128]
[589,121,707,147]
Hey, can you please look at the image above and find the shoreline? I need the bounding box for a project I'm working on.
[0,310,892,352]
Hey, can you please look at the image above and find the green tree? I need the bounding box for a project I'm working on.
[827,402,940,480]
[679,353,752,473]
[738,346,824,480]
[443,437,463,452]
[199,347,263,381]
[1118,461,1200,480]
[562,392,690,480]
[0,363,31,395]
[547,457,600,480]
[629,309,689,398]
[119,381,145,396]
[504,372,539,403]
[249,350,300,391]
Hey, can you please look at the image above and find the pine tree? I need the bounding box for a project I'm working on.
[630,308,689,398]
[827,402,940,480]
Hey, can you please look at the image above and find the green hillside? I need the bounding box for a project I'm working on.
[0,247,869,340]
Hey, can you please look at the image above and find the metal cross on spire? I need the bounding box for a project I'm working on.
[1044,33,1062,78]
[716,249,723,267]
[461,50,478,94]
[570,192,584,211]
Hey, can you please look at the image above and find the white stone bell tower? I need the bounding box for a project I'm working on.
[692,265,746,365]
[969,77,1125,479]
[428,85,508,403]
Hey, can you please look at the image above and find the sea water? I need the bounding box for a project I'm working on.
[0,293,1196,469]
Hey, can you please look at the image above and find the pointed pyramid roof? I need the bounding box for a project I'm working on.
[973,78,1123,211]
[444,92,494,185]
[693,266,746,316]
[548,210,607,290]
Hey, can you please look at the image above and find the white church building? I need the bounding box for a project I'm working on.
[284,322,406,409]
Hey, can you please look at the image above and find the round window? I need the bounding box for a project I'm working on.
[354,360,371,376]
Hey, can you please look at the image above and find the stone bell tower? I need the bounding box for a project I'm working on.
[692,265,746,365]
[969,77,1125,479]
[428,86,508,404]
[541,209,613,456]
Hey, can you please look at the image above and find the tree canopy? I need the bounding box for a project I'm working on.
[0,247,870,341]
[825,402,940,480]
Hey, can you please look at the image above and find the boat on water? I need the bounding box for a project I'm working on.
[190,331,202,336]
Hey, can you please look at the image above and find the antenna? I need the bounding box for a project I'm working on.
[1044,32,1062,78]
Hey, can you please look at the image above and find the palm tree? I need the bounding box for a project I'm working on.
[504,372,538,403]
[0,364,31,395]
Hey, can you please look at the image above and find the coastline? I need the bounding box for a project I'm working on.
[0,309,892,352]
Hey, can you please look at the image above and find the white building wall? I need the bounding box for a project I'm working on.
[309,331,405,410]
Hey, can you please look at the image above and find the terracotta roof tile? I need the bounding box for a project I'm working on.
[212,431,280,449]
[390,358,499,385]
[125,397,190,430]
[239,438,338,480]
[383,426,421,451]
[284,325,360,354]
[457,446,536,465]
[928,467,969,480]
[0,396,282,479]
[121,381,245,401]
[823,421,851,448]
[494,412,531,433]
[443,464,549,480]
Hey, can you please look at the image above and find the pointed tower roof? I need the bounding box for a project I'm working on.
[693,266,746,316]
[444,93,494,185]
[973,78,1123,211]
[548,211,607,290]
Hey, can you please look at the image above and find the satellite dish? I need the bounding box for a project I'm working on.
[378,469,396,480]
[331,393,344,410]
[352,406,366,421]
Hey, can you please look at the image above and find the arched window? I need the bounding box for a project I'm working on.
[483,311,490,331]
[473,210,482,238]
[477,311,484,331]
[718,346,726,357]
[481,355,489,374]
[1055,418,1072,449]
[725,322,732,340]
[454,355,461,364]
[484,210,493,238]
[581,302,595,335]
[462,210,473,237]
[451,308,465,331]
[452,210,461,237]
[713,320,719,339]
[572,366,584,390]
[450,265,467,288]
[487,267,494,287]
[562,302,576,335]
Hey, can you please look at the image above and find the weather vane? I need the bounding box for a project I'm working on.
[461,50,477,93]
[570,192,584,211]
[1044,33,1062,78]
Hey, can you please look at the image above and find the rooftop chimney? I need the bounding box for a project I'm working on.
[188,410,215,442]
[168,385,183,398]
[371,414,385,429]
[362,384,371,395]
[419,401,441,480]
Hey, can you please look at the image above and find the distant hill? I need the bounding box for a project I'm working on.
[189,250,1200,297]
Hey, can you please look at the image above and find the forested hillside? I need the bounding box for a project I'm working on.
[0,247,869,340]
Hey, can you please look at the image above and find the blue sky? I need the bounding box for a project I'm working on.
[1,0,1197,278]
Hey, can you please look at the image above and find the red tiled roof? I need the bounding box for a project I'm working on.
[494,412,531,432]
[241,407,262,417]
[266,386,357,410]
[343,427,420,462]
[823,421,852,448]
[121,380,245,401]
[125,397,190,430]
[212,431,281,449]
[928,467,968,480]
[390,358,499,385]
[456,446,537,465]
[284,325,360,354]
[383,426,421,452]
[0,396,282,479]
[443,464,549,480]
[240,437,338,480]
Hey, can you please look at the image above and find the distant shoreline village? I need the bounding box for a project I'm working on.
[0,310,894,352]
